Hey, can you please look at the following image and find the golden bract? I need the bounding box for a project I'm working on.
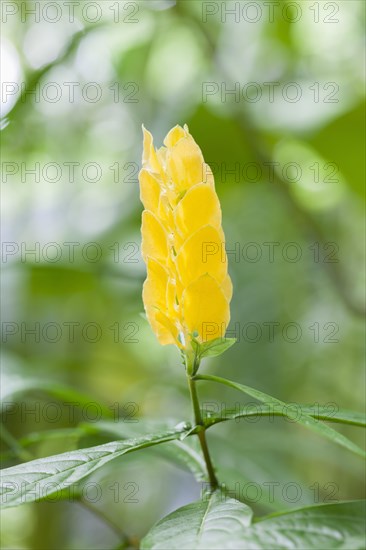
[139,124,232,350]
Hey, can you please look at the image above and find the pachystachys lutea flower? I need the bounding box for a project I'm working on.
[139,124,232,351]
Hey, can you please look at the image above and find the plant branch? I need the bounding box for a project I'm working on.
[0,424,33,461]
[187,372,218,490]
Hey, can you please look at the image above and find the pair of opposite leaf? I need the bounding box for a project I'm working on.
[139,124,232,350]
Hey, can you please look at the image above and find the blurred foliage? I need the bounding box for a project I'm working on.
[1,0,365,548]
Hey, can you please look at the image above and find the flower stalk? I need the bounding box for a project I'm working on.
[186,358,218,491]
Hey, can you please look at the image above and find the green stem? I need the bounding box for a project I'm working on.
[187,374,218,490]
[0,424,33,461]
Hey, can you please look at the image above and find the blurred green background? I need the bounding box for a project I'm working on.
[1,1,365,548]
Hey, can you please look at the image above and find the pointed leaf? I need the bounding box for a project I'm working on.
[141,490,253,549]
[203,404,366,428]
[192,337,236,359]
[0,427,188,509]
[241,500,366,549]
[142,497,365,549]
[195,375,366,459]
[84,420,207,481]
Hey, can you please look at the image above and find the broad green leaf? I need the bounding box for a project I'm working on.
[195,375,366,459]
[84,420,207,482]
[192,337,236,359]
[241,500,366,549]
[0,426,188,509]
[18,427,88,447]
[141,490,253,549]
[203,404,366,428]
[142,497,365,550]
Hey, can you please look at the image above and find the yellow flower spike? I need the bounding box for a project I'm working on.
[157,193,174,230]
[141,211,169,263]
[174,183,221,238]
[142,258,177,346]
[142,126,166,181]
[221,274,234,302]
[143,258,169,311]
[176,225,227,288]
[166,135,205,192]
[163,124,187,148]
[139,124,232,350]
[139,169,161,213]
[182,274,230,342]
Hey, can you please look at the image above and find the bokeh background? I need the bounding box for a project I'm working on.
[1,1,365,548]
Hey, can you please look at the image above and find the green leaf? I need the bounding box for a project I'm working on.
[203,404,366,428]
[18,428,88,448]
[195,375,366,459]
[242,500,366,549]
[0,426,189,509]
[141,490,253,549]
[84,420,207,481]
[192,337,236,359]
[164,440,207,481]
[142,497,365,549]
